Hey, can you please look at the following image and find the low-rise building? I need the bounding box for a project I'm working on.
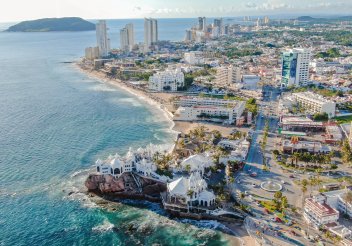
[292,92,336,117]
[184,51,204,65]
[148,69,184,91]
[322,189,352,218]
[279,116,324,132]
[161,172,216,213]
[218,139,250,163]
[305,190,352,240]
[281,140,330,153]
[95,145,168,181]
[304,196,339,228]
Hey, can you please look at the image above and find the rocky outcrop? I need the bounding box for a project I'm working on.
[85,172,166,200]
[85,174,125,192]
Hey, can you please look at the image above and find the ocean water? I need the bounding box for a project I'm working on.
[0,19,236,245]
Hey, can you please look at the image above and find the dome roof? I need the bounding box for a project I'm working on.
[110,157,123,168]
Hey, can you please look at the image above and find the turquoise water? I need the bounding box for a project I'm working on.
[0,19,234,245]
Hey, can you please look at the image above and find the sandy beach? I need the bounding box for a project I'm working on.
[75,64,239,138]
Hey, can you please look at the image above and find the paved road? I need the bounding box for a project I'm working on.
[244,85,280,174]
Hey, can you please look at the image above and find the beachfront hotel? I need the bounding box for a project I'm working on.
[96,20,111,57]
[120,23,135,52]
[173,96,245,124]
[148,68,184,92]
[144,18,158,53]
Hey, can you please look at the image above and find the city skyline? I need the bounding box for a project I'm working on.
[1,0,352,22]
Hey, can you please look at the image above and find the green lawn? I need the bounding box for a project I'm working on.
[260,201,276,213]
[334,115,352,124]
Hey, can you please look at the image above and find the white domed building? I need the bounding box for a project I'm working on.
[163,171,216,213]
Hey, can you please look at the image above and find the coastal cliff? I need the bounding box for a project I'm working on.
[85,173,167,201]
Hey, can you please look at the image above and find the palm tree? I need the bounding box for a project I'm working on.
[292,152,300,169]
[301,185,308,207]
[281,196,288,214]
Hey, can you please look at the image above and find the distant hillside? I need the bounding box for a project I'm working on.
[296,15,352,22]
[6,17,95,32]
[297,16,315,21]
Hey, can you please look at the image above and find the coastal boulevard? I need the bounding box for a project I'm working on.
[230,86,316,246]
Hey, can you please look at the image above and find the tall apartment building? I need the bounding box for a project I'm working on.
[264,16,270,24]
[281,48,311,87]
[148,69,184,92]
[198,17,206,31]
[213,18,223,35]
[215,65,241,85]
[120,23,135,52]
[96,20,110,57]
[185,30,193,42]
[144,18,158,52]
[85,47,100,60]
[292,91,336,117]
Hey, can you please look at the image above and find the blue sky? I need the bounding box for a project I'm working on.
[1,0,352,22]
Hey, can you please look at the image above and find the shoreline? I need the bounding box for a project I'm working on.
[75,63,255,245]
[74,63,180,152]
[75,63,236,138]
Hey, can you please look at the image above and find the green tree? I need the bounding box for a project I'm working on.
[341,140,352,164]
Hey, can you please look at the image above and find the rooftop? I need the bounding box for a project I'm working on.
[306,198,339,217]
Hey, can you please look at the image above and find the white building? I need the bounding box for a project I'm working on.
[120,23,134,52]
[95,144,168,181]
[292,92,336,117]
[219,139,250,163]
[176,96,242,108]
[184,51,204,65]
[148,69,184,91]
[144,18,158,52]
[173,97,245,124]
[305,190,352,240]
[215,65,241,85]
[96,20,110,57]
[304,197,339,228]
[281,48,311,87]
[322,189,352,218]
[166,171,215,209]
[180,153,214,175]
[85,46,100,60]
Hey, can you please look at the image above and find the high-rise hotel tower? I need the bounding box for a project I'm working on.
[144,18,158,52]
[96,20,110,57]
[120,23,135,52]
[281,48,311,87]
